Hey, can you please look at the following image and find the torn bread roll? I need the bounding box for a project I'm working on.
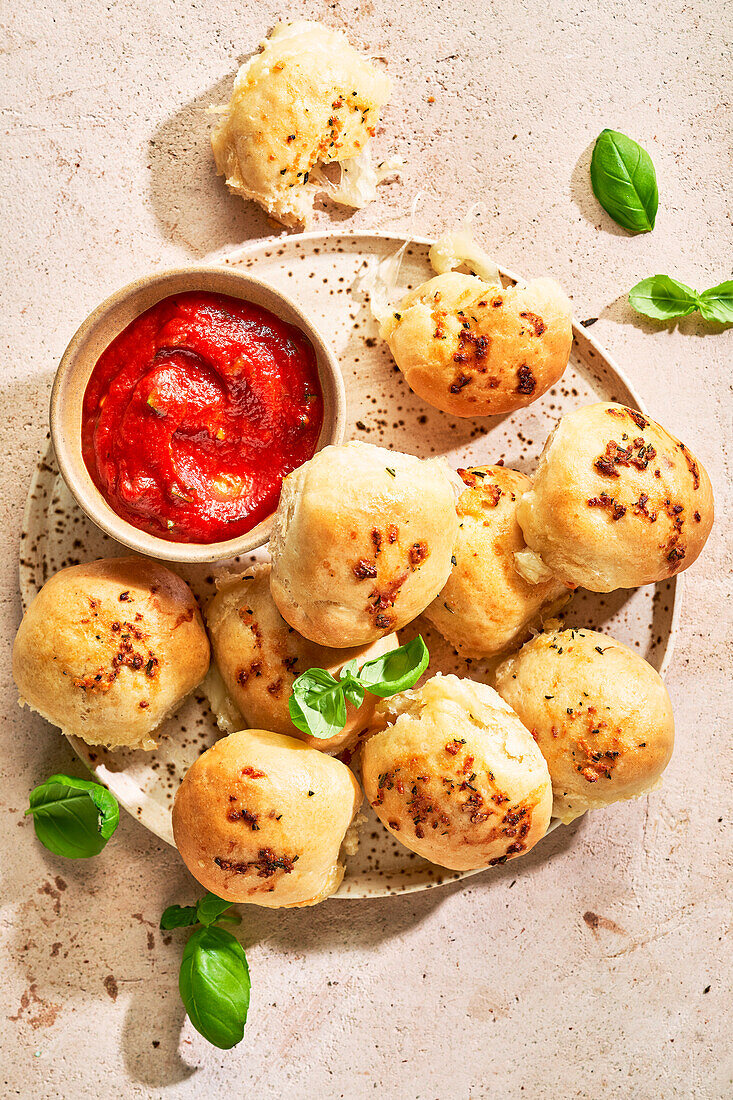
[211,20,396,228]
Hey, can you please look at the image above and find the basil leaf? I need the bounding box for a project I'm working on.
[196,893,234,926]
[697,280,733,325]
[340,675,365,710]
[590,129,658,233]
[179,925,250,1049]
[25,774,119,859]
[288,667,347,740]
[628,275,699,320]
[160,904,199,930]
[339,658,360,680]
[357,635,429,698]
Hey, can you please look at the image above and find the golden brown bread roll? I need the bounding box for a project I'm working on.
[361,674,552,870]
[211,20,393,228]
[12,557,209,750]
[205,563,398,752]
[172,728,362,907]
[515,402,714,591]
[424,465,570,658]
[269,441,459,647]
[379,272,572,416]
[493,628,675,823]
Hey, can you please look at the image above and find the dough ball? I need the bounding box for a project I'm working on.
[211,20,393,228]
[269,441,460,647]
[361,674,552,870]
[424,465,570,658]
[205,563,398,752]
[493,628,674,823]
[516,402,714,591]
[379,272,572,416]
[172,728,362,907]
[12,557,209,750]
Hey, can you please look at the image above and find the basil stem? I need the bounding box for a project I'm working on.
[288,636,430,740]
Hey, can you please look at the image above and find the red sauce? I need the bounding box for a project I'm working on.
[82,291,323,542]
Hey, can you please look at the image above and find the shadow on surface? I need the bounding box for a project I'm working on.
[600,291,733,338]
[147,72,275,257]
[569,141,630,237]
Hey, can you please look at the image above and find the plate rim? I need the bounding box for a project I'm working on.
[18,227,683,900]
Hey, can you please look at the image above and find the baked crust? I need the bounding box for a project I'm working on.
[361,674,552,870]
[380,273,572,416]
[515,402,714,591]
[12,557,209,749]
[172,728,363,906]
[493,628,675,822]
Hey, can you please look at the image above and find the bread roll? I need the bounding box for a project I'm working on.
[205,563,397,752]
[493,628,675,823]
[516,402,714,591]
[361,674,552,870]
[211,20,393,228]
[172,728,362,906]
[424,465,569,657]
[379,272,572,416]
[12,557,209,750]
[269,441,459,647]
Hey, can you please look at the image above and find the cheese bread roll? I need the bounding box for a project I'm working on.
[493,628,675,823]
[515,402,714,591]
[425,465,569,658]
[380,273,572,417]
[173,728,362,907]
[12,558,209,750]
[212,21,394,228]
[206,563,397,752]
[269,441,459,647]
[361,674,552,870]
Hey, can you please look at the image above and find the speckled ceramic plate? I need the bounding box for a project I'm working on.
[20,231,682,899]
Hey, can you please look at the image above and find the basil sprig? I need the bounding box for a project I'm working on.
[288,635,429,741]
[162,892,250,1049]
[629,276,733,324]
[590,129,658,233]
[25,774,119,858]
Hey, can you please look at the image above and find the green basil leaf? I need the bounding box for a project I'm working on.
[628,275,699,320]
[339,658,360,680]
[697,280,733,325]
[590,129,658,233]
[288,667,347,740]
[340,675,365,710]
[179,925,250,1049]
[160,904,199,930]
[25,774,119,859]
[357,635,429,698]
[196,893,234,926]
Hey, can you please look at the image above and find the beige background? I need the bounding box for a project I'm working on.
[1,1,731,1097]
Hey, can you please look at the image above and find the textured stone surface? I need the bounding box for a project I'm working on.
[1,1,731,1097]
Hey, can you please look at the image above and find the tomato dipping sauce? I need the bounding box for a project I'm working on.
[82,291,324,543]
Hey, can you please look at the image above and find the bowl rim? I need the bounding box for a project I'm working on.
[49,265,346,563]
